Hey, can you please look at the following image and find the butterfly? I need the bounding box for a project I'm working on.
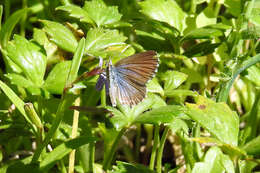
[96,50,159,107]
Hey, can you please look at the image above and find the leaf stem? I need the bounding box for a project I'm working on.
[20,0,27,37]
[156,126,169,173]
[101,87,106,106]
[32,38,85,163]
[149,125,159,170]
[68,96,80,173]
[217,53,260,102]
[4,0,10,21]
[31,94,72,163]
[79,142,95,173]
[103,128,126,170]
[135,124,141,162]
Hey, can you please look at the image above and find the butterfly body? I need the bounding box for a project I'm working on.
[96,51,158,107]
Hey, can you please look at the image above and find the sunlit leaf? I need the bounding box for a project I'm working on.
[41,20,78,53]
[160,70,188,92]
[85,28,127,55]
[245,65,260,86]
[168,118,189,134]
[139,0,186,32]
[243,135,260,155]
[185,95,239,146]
[147,77,164,96]
[83,0,122,27]
[56,5,94,24]
[0,8,27,49]
[134,105,186,125]
[192,147,235,173]
[43,61,71,94]
[5,73,34,88]
[6,35,46,87]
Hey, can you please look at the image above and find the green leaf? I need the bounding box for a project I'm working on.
[196,9,216,28]
[33,28,48,46]
[191,137,246,158]
[185,95,239,146]
[41,20,78,53]
[243,135,260,155]
[43,61,71,94]
[33,28,59,61]
[224,0,241,17]
[0,80,33,128]
[165,89,198,98]
[6,35,46,87]
[66,38,85,86]
[106,106,128,130]
[83,0,122,27]
[217,53,260,102]
[146,77,164,96]
[131,93,166,117]
[107,93,165,130]
[249,7,260,26]
[160,71,188,92]
[5,73,35,88]
[113,161,156,173]
[239,92,260,145]
[85,28,127,55]
[168,118,189,134]
[134,105,186,125]
[245,65,260,86]
[40,136,96,172]
[183,41,221,57]
[56,5,94,24]
[182,28,223,41]
[238,160,258,173]
[192,147,235,173]
[0,8,28,49]
[139,0,186,32]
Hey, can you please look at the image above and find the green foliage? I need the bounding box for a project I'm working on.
[0,0,260,173]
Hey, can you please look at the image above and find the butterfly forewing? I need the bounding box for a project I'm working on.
[109,50,158,107]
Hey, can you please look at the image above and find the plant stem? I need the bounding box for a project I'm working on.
[68,96,80,173]
[135,124,141,162]
[4,0,10,21]
[0,5,3,31]
[190,0,196,14]
[103,128,126,170]
[156,126,169,173]
[59,159,67,173]
[101,87,106,106]
[31,94,72,163]
[217,53,260,102]
[149,125,159,170]
[20,0,27,37]
[79,142,95,173]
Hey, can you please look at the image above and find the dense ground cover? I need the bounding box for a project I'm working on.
[0,0,260,172]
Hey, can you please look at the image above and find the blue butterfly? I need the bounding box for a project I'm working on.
[96,51,159,107]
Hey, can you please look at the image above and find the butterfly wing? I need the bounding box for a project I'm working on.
[109,51,158,106]
[115,51,158,85]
